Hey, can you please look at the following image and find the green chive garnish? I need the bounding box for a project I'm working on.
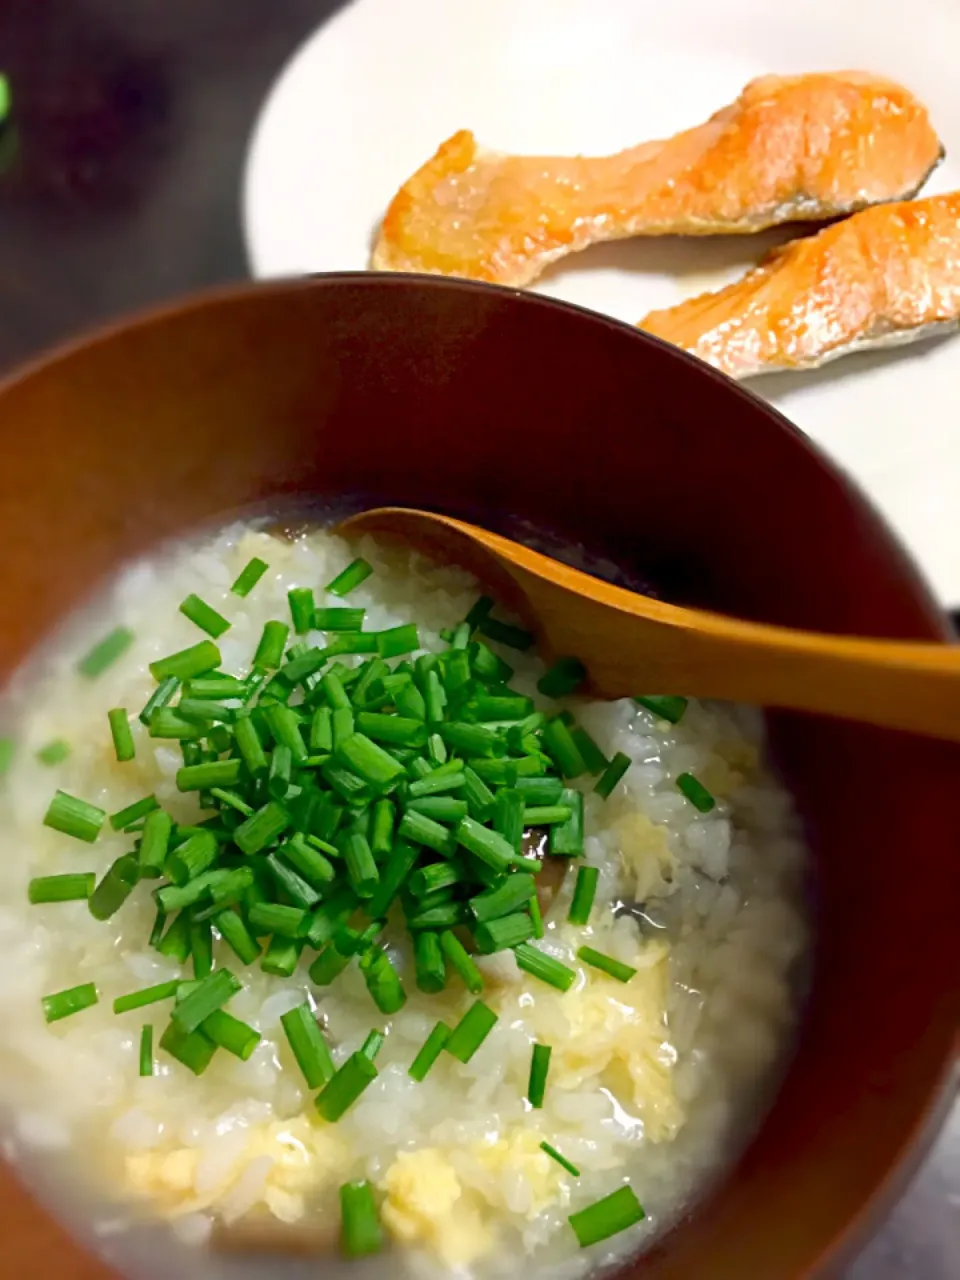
[634,695,688,724]
[149,640,220,682]
[541,1141,579,1177]
[78,627,134,678]
[139,1025,154,1076]
[676,772,716,812]
[542,717,587,779]
[201,1009,260,1060]
[568,1185,645,1247]
[340,1180,383,1258]
[568,866,599,926]
[527,1042,551,1108]
[107,708,136,762]
[138,676,179,726]
[28,873,95,904]
[113,980,180,1015]
[43,790,105,843]
[578,946,637,984]
[314,607,365,631]
[280,1002,335,1088]
[171,968,241,1034]
[444,999,497,1063]
[89,854,139,921]
[315,1051,377,1121]
[42,982,98,1023]
[179,594,230,638]
[215,909,261,966]
[326,558,373,597]
[409,1020,451,1082]
[360,945,406,1014]
[231,557,269,597]
[288,587,316,635]
[478,616,534,651]
[36,739,70,766]
[439,930,483,994]
[514,942,576,992]
[109,794,159,832]
[159,1020,217,1075]
[537,657,587,699]
[474,912,535,954]
[595,751,631,800]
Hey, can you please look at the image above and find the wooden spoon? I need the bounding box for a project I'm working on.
[339,506,960,743]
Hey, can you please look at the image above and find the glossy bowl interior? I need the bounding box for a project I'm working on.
[0,275,957,1280]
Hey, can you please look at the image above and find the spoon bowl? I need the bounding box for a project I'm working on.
[342,505,960,742]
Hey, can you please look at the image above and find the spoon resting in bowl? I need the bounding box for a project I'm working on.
[340,507,960,743]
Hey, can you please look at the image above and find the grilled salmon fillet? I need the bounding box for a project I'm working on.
[639,191,960,378]
[372,71,942,287]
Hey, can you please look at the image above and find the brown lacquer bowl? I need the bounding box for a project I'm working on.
[0,275,956,1280]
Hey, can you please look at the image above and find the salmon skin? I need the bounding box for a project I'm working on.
[372,72,942,287]
[639,191,960,379]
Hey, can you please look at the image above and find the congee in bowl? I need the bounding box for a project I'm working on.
[0,518,809,1277]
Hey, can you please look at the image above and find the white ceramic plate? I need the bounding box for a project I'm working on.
[243,0,960,604]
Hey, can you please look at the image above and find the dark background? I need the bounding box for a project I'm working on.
[0,2,956,1275]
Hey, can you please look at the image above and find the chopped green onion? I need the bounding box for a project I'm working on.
[361,1029,385,1060]
[234,800,290,854]
[281,1003,335,1088]
[278,833,335,888]
[355,711,427,748]
[137,807,172,878]
[309,706,333,753]
[456,815,514,873]
[569,1185,645,1247]
[139,1025,154,1076]
[78,626,134,678]
[676,772,716,812]
[570,726,609,775]
[595,751,631,800]
[634,695,688,724]
[155,911,191,963]
[528,1042,551,1108]
[514,942,576,992]
[231,557,269,597]
[138,676,179,726]
[340,1180,383,1258]
[474,911,535,953]
[265,852,321,909]
[214,909,261,965]
[336,733,405,793]
[365,841,419,919]
[437,721,500,758]
[316,1050,377,1121]
[369,798,395,857]
[541,1141,579,1177]
[89,854,139,920]
[190,917,214,978]
[28,873,94,904]
[568,866,599,926]
[36,739,70,766]
[253,620,289,671]
[159,1020,217,1075]
[413,930,447,993]
[342,831,379,898]
[409,860,465,897]
[113,979,180,1015]
[578,946,637,983]
[444,999,497,1063]
[470,873,535,924]
[523,804,572,826]
[286,587,314,635]
[248,901,306,938]
[542,717,587,779]
[176,759,243,793]
[263,702,309,764]
[550,788,584,856]
[439,930,484,994]
[185,675,247,700]
[332,707,355,750]
[148,708,204,740]
[179,594,230,638]
[309,940,352,985]
[376,624,419,659]
[398,810,458,858]
[314,607,365,631]
[233,711,268,776]
[478,616,534,651]
[106,708,136,762]
[262,933,304,978]
[165,830,218,886]
[462,764,495,820]
[408,761,466,798]
[537,657,587,699]
[42,982,98,1023]
[528,891,544,940]
[43,790,105,843]
[149,640,220,682]
[201,1009,260,1060]
[326,558,373,597]
[409,1020,451,1082]
[360,945,407,1014]
[172,968,241,1034]
[514,776,564,805]
[494,787,525,855]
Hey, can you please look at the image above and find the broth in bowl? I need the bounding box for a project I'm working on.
[0,519,810,1278]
